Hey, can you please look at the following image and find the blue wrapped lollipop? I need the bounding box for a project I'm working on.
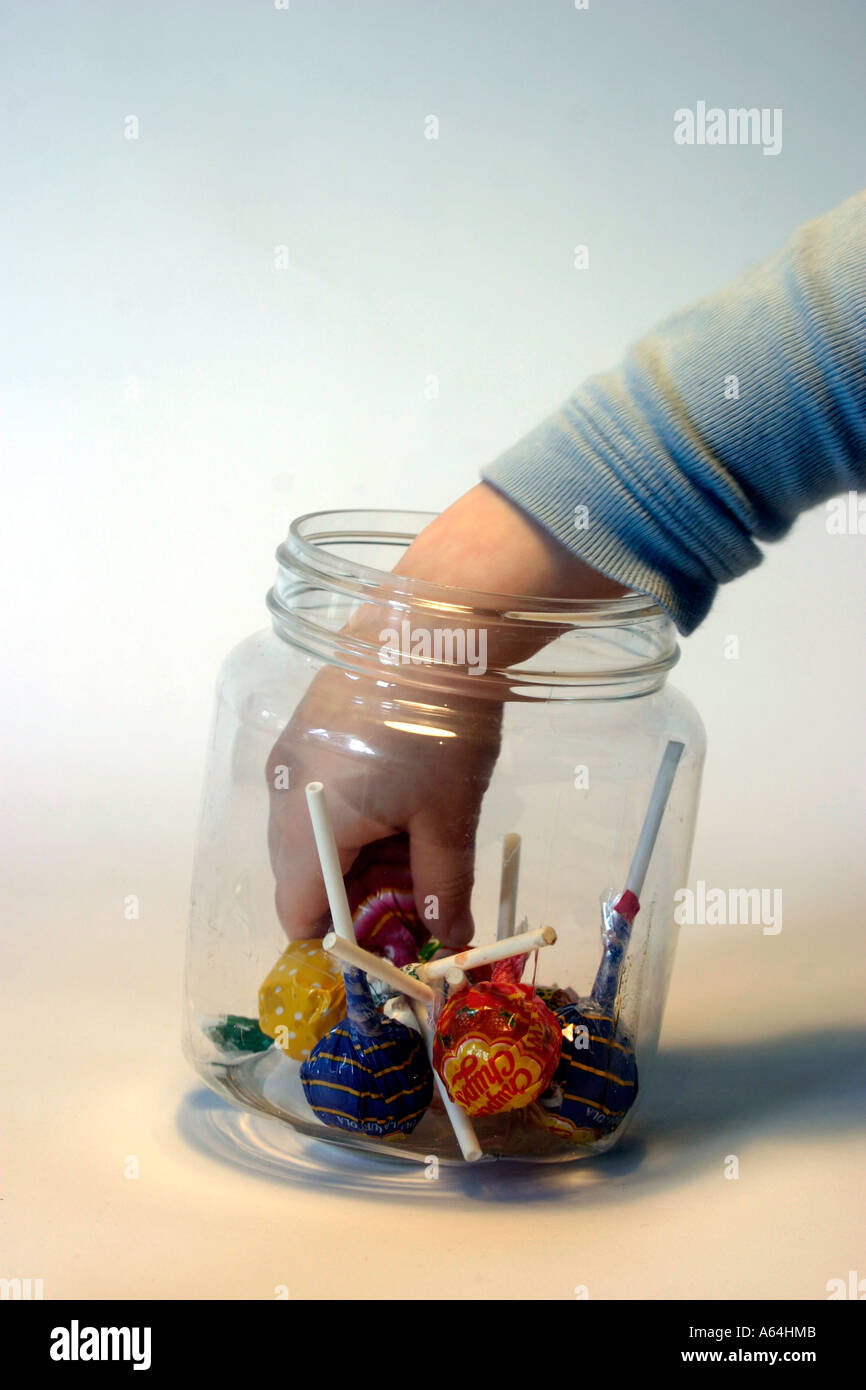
[553,903,640,1138]
[550,741,684,1141]
[298,782,436,1142]
[300,966,433,1136]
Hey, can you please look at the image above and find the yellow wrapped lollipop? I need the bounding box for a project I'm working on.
[258,939,346,1061]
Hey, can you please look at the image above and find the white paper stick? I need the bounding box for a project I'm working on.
[420,924,557,981]
[304,782,357,943]
[409,998,482,1163]
[496,833,521,940]
[385,992,481,1160]
[322,931,435,1004]
[623,741,684,902]
[438,966,466,1007]
[305,779,480,1160]
[383,996,420,1032]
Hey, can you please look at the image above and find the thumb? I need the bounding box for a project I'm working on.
[408,813,477,949]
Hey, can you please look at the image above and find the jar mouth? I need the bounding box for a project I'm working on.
[268,509,679,694]
[282,509,664,621]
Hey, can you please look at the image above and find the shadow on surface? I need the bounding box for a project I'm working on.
[176,1026,866,1208]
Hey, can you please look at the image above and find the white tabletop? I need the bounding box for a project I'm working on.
[3,845,862,1300]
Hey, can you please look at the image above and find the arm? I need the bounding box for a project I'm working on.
[482,190,866,632]
[267,487,620,946]
[268,192,866,943]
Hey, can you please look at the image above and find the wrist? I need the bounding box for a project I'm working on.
[343,483,628,676]
[396,482,626,603]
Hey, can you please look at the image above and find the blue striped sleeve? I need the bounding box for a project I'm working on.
[482,190,866,633]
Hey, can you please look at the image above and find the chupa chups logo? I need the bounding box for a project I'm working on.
[442,1037,544,1115]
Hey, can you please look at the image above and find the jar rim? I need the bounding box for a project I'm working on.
[280,508,667,626]
[269,509,679,694]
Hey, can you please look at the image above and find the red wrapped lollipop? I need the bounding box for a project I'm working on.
[433,951,561,1118]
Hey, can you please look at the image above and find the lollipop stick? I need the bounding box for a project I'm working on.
[421,924,556,981]
[443,967,466,997]
[383,996,420,1032]
[496,833,521,940]
[615,740,684,919]
[409,999,482,1163]
[305,782,379,1035]
[323,931,435,1005]
[305,780,481,1160]
[592,741,685,1011]
[304,781,356,943]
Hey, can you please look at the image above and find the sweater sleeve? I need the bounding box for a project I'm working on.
[481,189,866,633]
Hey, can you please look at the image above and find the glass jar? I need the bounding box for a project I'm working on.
[184,509,705,1166]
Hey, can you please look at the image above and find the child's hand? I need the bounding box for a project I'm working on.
[266,661,501,947]
[266,483,624,947]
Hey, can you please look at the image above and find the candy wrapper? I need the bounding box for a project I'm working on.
[300,968,433,1137]
[535,904,640,1141]
[552,1002,638,1139]
[258,939,346,1061]
[433,956,561,1117]
[258,837,432,1059]
[204,1014,272,1056]
[346,835,431,967]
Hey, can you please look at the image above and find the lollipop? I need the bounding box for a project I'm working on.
[258,939,346,1061]
[593,740,685,1015]
[297,784,436,1142]
[323,930,483,1161]
[347,836,430,967]
[300,966,433,1137]
[433,953,562,1118]
[552,997,639,1139]
[257,831,429,1059]
[550,740,684,1140]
